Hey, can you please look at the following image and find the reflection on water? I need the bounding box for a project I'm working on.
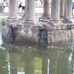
[0,44,73,74]
[0,29,74,74]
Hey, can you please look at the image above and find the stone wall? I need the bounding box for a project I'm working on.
[2,20,72,46]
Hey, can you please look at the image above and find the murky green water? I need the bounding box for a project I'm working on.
[0,39,73,74]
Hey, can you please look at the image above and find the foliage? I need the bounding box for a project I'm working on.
[0,16,6,31]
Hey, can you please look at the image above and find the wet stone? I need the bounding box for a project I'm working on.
[9,25,17,44]
[38,28,48,47]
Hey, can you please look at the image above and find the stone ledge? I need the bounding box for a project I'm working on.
[2,20,72,46]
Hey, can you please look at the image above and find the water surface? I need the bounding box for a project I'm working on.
[0,41,73,74]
